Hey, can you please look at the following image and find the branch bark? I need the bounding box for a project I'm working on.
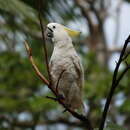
[24,41,49,86]
[37,0,51,82]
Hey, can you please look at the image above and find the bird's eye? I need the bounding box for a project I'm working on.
[53,26,56,29]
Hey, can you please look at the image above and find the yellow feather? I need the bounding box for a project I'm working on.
[63,26,81,37]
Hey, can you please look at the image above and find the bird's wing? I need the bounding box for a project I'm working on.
[71,55,84,89]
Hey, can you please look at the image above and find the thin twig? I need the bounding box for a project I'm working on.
[122,51,130,61]
[37,0,51,82]
[24,41,49,86]
[99,35,130,130]
[115,65,130,86]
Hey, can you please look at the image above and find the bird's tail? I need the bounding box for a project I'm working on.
[81,102,89,116]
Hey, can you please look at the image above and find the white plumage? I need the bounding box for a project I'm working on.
[46,23,84,110]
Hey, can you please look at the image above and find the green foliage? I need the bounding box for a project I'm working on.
[106,122,127,130]
[94,123,126,130]
[119,99,130,114]
[29,96,57,112]
[0,0,37,21]
[0,51,58,118]
[84,52,112,100]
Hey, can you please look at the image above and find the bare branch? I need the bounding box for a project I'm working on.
[99,35,130,130]
[122,51,130,61]
[37,0,51,82]
[116,65,130,86]
[24,41,49,86]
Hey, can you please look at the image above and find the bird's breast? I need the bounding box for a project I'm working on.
[50,53,76,79]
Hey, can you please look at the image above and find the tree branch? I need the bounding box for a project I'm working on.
[37,0,51,82]
[99,35,130,130]
[24,41,49,86]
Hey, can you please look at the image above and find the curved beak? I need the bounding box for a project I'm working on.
[46,27,53,38]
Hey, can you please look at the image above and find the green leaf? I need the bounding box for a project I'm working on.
[94,123,127,130]
[106,122,127,130]
[0,0,37,21]
[29,96,57,112]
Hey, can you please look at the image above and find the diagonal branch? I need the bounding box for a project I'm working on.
[37,0,51,82]
[99,35,130,130]
[24,41,49,86]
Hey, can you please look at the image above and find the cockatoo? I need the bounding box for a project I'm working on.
[45,23,84,110]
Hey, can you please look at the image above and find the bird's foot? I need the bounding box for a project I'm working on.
[62,104,72,113]
[57,94,65,100]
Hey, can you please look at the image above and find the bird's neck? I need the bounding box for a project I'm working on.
[54,40,73,50]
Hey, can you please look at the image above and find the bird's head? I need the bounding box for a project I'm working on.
[45,23,81,43]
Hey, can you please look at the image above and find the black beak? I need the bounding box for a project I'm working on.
[46,27,53,38]
[47,27,53,32]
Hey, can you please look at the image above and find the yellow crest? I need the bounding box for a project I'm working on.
[63,26,81,37]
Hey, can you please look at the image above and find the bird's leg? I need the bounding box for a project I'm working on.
[46,70,65,102]
[62,104,73,113]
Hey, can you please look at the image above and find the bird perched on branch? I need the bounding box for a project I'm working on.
[45,23,84,110]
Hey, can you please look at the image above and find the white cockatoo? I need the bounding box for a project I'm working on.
[45,23,84,110]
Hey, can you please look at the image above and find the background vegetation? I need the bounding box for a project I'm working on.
[0,0,130,129]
